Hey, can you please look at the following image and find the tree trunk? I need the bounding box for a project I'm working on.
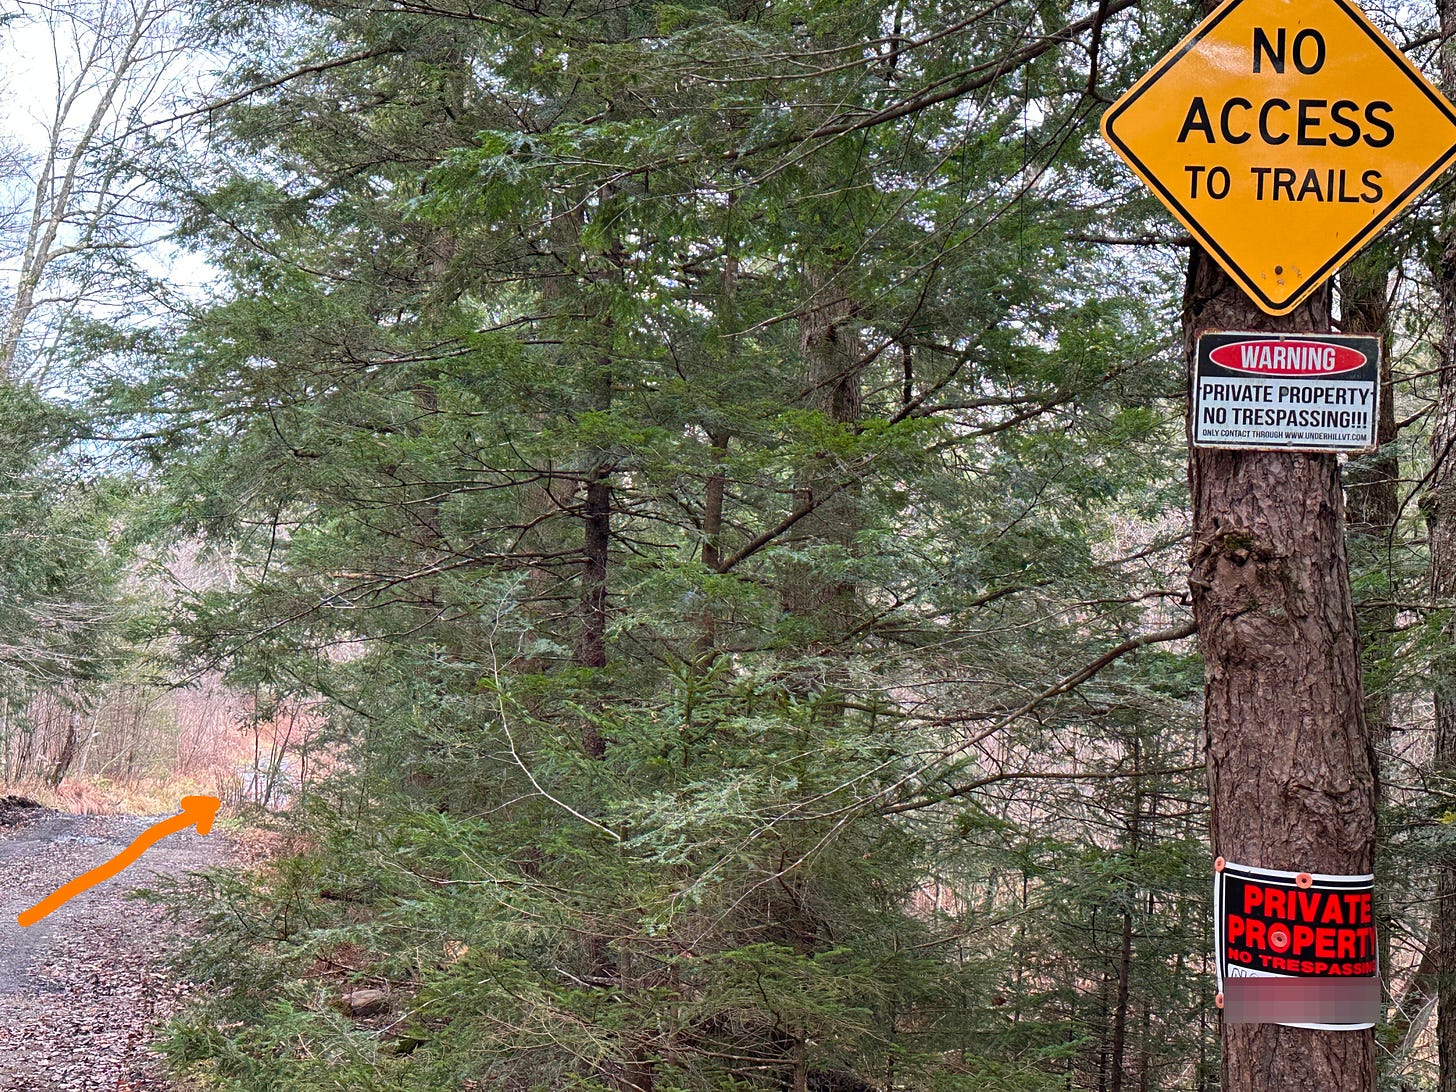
[48,710,79,789]
[786,267,862,638]
[1340,248,1403,1063]
[1342,249,1399,699]
[697,429,730,660]
[1108,743,1143,1092]
[578,464,610,759]
[1432,149,1456,1092]
[1431,7,1456,1084]
[1,0,163,380]
[1433,360,1456,1092]
[1096,969,1111,1092]
[577,351,613,760]
[1184,247,1377,1089]
[1108,903,1133,1092]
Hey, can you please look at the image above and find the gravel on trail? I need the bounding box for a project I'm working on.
[0,806,227,1092]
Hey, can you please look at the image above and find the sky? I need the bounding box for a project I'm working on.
[0,0,219,380]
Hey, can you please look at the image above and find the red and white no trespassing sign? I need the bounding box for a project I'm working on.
[1194,331,1381,452]
[1214,858,1379,1029]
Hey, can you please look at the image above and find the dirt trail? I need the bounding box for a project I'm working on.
[0,809,225,1091]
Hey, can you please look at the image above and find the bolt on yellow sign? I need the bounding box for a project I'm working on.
[1102,0,1456,314]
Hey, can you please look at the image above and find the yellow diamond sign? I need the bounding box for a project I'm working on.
[1102,0,1456,314]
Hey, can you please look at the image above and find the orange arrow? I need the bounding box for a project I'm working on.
[17,795,221,927]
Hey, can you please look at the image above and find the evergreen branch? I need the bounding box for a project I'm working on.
[122,45,406,139]
[721,0,1143,160]
[487,615,621,843]
[882,619,1199,815]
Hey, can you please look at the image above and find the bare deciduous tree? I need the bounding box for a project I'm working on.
[0,0,187,383]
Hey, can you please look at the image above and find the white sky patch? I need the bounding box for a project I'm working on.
[0,1,224,391]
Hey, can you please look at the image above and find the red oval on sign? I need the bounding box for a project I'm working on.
[1208,340,1367,377]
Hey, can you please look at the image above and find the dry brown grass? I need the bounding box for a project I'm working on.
[9,774,229,816]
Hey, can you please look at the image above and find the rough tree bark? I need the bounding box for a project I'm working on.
[1183,248,1378,1090]
[1107,801,1138,1092]
[576,239,619,760]
[1340,247,1399,1007]
[697,218,736,662]
[1432,117,1456,1092]
[1430,5,1456,1087]
[1342,249,1399,732]
[787,266,863,637]
[578,438,611,761]
[765,263,867,1092]
[1430,283,1456,1092]
[697,429,730,660]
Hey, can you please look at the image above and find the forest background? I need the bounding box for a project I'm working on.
[0,0,1447,1088]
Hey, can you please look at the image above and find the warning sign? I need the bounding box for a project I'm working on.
[1193,331,1380,451]
[1101,0,1456,314]
[1214,859,1379,1029]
